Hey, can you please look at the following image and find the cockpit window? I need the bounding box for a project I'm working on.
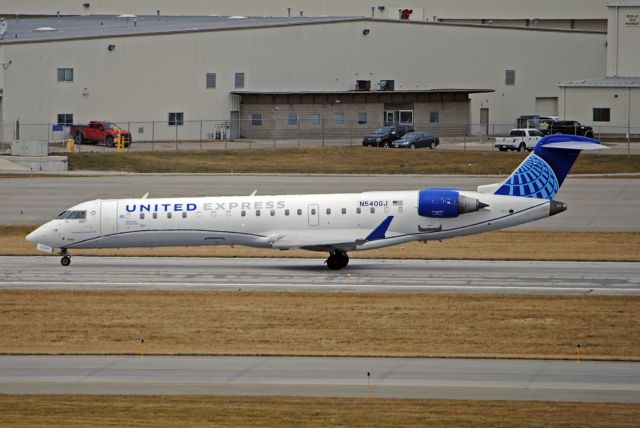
[55,210,87,220]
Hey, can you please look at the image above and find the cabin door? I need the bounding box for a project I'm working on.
[308,204,319,226]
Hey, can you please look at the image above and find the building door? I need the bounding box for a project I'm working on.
[230,111,240,139]
[480,108,489,135]
[535,97,558,116]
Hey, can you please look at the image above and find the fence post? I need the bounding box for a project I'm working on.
[200,119,203,151]
[273,116,277,149]
[152,120,155,152]
[297,116,300,148]
[175,121,178,151]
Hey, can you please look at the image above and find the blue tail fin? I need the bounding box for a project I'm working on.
[494,134,606,199]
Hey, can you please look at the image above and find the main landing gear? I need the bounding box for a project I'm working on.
[326,250,349,270]
[60,249,71,266]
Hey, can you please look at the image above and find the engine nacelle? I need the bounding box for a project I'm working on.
[418,188,487,218]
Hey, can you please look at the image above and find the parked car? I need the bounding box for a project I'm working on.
[494,128,544,152]
[391,131,439,149]
[69,120,132,147]
[362,124,413,147]
[543,120,594,138]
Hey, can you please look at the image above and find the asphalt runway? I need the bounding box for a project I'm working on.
[1,355,638,402]
[0,174,638,231]
[2,256,639,295]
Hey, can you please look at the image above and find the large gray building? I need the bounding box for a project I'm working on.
[0,15,605,142]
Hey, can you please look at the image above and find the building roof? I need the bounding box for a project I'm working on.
[558,76,640,87]
[0,15,360,43]
[607,1,640,7]
[0,14,601,45]
[232,89,494,96]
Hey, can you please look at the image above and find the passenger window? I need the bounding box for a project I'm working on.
[140,213,145,220]
[370,207,375,214]
[270,209,275,216]
[341,208,346,214]
[241,210,246,217]
[311,209,316,215]
[167,212,172,219]
[297,209,302,215]
[152,212,158,219]
[326,208,331,215]
[182,212,187,218]
[356,208,362,214]
[256,210,261,216]
[285,209,290,216]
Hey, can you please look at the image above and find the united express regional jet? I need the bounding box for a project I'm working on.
[27,135,606,270]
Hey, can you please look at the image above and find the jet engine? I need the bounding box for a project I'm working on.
[418,188,488,218]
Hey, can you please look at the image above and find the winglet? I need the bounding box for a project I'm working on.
[365,216,394,241]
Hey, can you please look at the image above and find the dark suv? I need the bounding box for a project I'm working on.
[544,121,594,138]
[362,124,414,147]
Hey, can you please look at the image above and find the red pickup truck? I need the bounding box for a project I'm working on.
[69,121,132,147]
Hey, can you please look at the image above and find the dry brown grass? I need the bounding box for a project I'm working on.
[5,226,640,261]
[0,395,639,427]
[68,147,640,175]
[1,290,639,359]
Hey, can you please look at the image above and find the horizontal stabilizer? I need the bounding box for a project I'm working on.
[542,142,609,151]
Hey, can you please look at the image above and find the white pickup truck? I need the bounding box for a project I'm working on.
[494,128,545,152]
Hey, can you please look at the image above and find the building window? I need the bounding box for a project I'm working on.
[335,113,344,126]
[57,68,74,82]
[593,108,610,122]
[288,114,298,127]
[168,112,184,126]
[505,70,516,85]
[235,72,245,89]
[430,112,439,123]
[310,114,322,126]
[251,113,263,126]
[399,110,413,125]
[206,72,216,88]
[358,112,368,124]
[57,114,73,125]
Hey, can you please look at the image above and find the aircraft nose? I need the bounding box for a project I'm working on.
[26,225,47,243]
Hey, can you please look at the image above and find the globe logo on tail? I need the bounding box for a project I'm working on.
[495,154,559,199]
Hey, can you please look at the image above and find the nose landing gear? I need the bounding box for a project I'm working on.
[326,250,349,270]
[60,249,71,266]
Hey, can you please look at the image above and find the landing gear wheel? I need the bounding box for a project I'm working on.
[60,255,71,266]
[326,251,349,270]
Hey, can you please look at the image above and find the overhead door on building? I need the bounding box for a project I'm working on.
[535,97,558,116]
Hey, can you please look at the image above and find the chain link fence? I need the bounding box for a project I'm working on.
[1,119,638,154]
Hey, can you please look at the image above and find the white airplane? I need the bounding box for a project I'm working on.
[27,135,606,270]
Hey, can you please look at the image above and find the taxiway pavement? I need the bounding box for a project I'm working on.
[1,175,637,231]
[1,257,639,295]
[1,355,638,402]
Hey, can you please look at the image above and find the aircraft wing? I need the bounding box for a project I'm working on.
[268,216,395,250]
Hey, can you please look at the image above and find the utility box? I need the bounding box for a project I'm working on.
[11,140,48,157]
